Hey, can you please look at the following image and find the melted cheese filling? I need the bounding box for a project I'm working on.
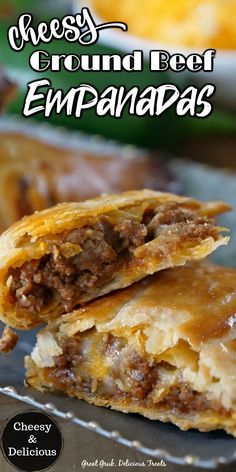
[36,329,229,418]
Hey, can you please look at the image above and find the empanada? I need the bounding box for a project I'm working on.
[0,190,229,329]
[0,131,174,231]
[25,262,236,436]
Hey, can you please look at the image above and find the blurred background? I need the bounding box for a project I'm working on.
[0,0,236,155]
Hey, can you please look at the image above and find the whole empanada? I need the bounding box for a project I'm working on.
[0,131,175,232]
[0,190,229,329]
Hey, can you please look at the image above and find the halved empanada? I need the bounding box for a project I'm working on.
[25,263,236,436]
[0,190,229,329]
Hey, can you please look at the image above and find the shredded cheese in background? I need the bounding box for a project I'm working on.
[92,0,236,49]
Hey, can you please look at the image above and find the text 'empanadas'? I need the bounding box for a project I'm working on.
[0,190,229,329]
[25,263,236,436]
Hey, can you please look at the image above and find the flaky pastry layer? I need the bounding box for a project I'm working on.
[26,263,236,436]
[0,190,229,329]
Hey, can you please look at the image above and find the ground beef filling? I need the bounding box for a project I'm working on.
[44,332,227,416]
[9,203,217,314]
[9,219,147,314]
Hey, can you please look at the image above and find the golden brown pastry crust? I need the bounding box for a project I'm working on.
[0,190,230,329]
[0,132,173,231]
[25,263,236,436]
[0,326,18,353]
[25,356,235,435]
